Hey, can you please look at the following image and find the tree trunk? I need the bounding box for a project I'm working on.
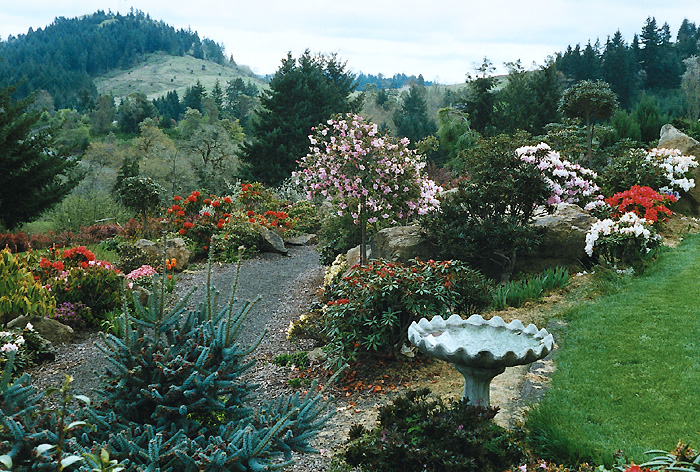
[360,194,368,265]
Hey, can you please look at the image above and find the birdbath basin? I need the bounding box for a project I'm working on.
[408,314,554,406]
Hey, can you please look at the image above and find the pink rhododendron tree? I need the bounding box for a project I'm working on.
[294,113,441,263]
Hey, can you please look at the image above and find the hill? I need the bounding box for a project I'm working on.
[94,52,266,103]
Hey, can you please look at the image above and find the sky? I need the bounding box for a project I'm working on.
[0,1,698,84]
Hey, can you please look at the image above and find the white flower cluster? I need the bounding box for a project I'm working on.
[0,330,25,353]
[516,143,602,206]
[324,253,347,287]
[585,212,659,257]
[645,147,698,193]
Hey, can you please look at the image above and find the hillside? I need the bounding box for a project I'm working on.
[95,52,266,102]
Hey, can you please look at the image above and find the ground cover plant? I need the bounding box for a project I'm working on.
[526,233,700,467]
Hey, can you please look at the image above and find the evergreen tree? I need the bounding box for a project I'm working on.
[0,85,82,228]
[462,58,497,135]
[602,31,637,108]
[183,80,207,113]
[526,60,564,135]
[676,19,699,59]
[238,50,360,185]
[392,82,437,144]
[210,79,224,116]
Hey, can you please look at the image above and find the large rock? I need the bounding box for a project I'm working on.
[259,227,288,255]
[517,203,596,273]
[134,238,192,271]
[346,244,372,267]
[8,316,74,345]
[658,124,700,214]
[283,233,318,246]
[369,225,433,262]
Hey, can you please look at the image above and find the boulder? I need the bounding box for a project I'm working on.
[8,316,74,345]
[134,238,192,271]
[517,203,596,272]
[259,227,288,255]
[346,245,372,267]
[284,233,318,246]
[369,225,433,262]
[658,124,700,214]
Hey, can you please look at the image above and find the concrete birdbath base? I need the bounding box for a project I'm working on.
[408,314,554,406]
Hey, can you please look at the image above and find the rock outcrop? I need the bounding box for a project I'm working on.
[658,124,700,214]
[8,316,74,345]
[134,238,192,271]
[517,203,596,272]
[369,225,433,262]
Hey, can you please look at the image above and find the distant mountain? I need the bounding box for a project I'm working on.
[0,10,260,109]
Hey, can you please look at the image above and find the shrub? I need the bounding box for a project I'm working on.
[422,133,551,281]
[343,389,525,472]
[321,259,492,366]
[0,325,54,373]
[605,185,676,225]
[46,302,90,331]
[584,212,662,268]
[516,142,602,207]
[0,249,56,325]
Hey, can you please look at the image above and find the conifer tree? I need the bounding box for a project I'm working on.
[238,50,361,185]
[0,85,82,229]
[393,82,436,145]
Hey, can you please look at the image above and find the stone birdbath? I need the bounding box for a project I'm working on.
[408,314,554,406]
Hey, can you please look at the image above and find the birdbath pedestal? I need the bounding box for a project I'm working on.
[408,314,554,407]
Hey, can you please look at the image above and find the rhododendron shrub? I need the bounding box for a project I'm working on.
[516,142,603,208]
[33,246,121,323]
[294,113,441,262]
[605,185,676,225]
[645,147,698,194]
[319,259,491,366]
[584,212,661,266]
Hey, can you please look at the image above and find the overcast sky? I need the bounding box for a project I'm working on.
[1,1,698,84]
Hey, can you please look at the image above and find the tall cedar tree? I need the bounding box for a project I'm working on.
[393,82,437,145]
[0,85,82,228]
[238,50,361,185]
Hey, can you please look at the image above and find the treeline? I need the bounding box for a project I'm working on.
[0,10,226,109]
[555,17,700,108]
[354,72,435,90]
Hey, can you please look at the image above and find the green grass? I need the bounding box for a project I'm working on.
[526,234,700,467]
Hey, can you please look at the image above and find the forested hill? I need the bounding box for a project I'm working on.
[0,10,246,109]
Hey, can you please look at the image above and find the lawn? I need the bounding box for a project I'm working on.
[526,233,700,467]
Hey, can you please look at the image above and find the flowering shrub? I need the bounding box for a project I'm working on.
[0,250,55,323]
[319,259,492,366]
[645,147,698,194]
[516,142,602,207]
[33,246,122,321]
[584,212,662,266]
[0,324,53,373]
[46,302,89,330]
[605,185,677,225]
[295,113,441,261]
[126,264,157,287]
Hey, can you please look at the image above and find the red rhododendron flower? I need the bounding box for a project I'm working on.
[177,211,185,217]
[173,196,182,201]
[39,257,51,269]
[204,198,211,204]
[52,261,64,271]
[223,197,232,204]
[192,191,201,197]
[183,222,194,229]
[247,210,255,217]
[212,200,220,207]
[178,228,186,234]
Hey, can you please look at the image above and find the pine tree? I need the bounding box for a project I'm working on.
[238,50,361,185]
[392,82,436,144]
[0,85,82,229]
[602,31,636,108]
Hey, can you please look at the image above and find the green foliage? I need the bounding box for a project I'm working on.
[343,389,525,472]
[52,265,122,322]
[0,326,54,374]
[239,50,361,185]
[116,176,164,235]
[49,188,134,233]
[558,80,618,166]
[0,84,82,229]
[491,267,570,310]
[392,82,437,145]
[0,249,56,324]
[632,93,668,144]
[640,442,700,471]
[272,351,310,369]
[423,133,550,280]
[76,255,335,471]
[317,212,363,265]
[321,259,492,365]
[598,148,668,197]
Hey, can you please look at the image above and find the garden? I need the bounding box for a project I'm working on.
[1,113,699,472]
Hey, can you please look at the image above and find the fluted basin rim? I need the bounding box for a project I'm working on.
[408,314,554,369]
